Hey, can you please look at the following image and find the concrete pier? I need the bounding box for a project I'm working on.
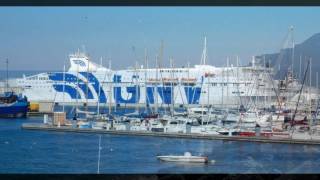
[21,123,320,145]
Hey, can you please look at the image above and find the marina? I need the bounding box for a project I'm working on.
[8,32,320,150]
[21,122,320,145]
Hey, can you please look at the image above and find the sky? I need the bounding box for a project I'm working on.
[0,7,320,71]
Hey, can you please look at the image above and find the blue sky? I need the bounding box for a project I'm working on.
[0,7,319,70]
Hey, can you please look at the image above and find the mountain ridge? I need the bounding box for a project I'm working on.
[255,32,320,86]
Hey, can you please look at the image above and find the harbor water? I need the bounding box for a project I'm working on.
[1,115,320,173]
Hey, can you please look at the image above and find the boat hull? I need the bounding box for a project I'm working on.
[0,103,28,118]
[157,156,208,163]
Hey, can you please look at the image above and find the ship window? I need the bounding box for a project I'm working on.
[223,83,227,86]
[213,83,217,86]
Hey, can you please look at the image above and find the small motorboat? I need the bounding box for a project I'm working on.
[157,152,208,163]
[77,121,92,129]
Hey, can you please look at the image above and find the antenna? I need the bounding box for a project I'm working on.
[200,36,207,65]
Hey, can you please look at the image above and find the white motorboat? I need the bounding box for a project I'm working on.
[91,121,107,129]
[223,112,240,123]
[156,152,208,163]
[240,111,258,123]
[189,125,221,135]
[77,121,92,129]
[188,107,226,123]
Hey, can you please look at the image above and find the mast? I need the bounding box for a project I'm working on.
[97,57,102,115]
[299,55,302,81]
[75,60,79,119]
[108,60,112,115]
[170,57,174,117]
[155,55,159,113]
[86,54,90,117]
[255,56,258,107]
[291,59,310,132]
[5,58,9,92]
[187,61,190,117]
[236,56,240,107]
[310,58,312,88]
[135,61,139,113]
[200,36,207,65]
[159,40,164,69]
[263,56,267,107]
[144,48,148,111]
[290,26,295,77]
[317,72,319,91]
[62,63,66,112]
[221,66,224,108]
[309,58,312,131]
[207,67,210,109]
[227,57,229,108]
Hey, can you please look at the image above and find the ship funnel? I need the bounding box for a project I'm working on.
[68,51,101,72]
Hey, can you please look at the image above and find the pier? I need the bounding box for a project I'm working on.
[22,123,320,145]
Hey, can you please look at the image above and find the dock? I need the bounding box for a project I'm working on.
[21,123,320,145]
[27,112,53,117]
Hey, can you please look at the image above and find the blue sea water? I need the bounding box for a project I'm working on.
[1,116,320,174]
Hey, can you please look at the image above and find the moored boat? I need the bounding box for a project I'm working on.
[157,152,208,163]
[0,92,29,118]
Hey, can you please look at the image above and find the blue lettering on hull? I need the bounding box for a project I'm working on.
[80,72,107,103]
[114,86,140,104]
[184,86,201,104]
[157,86,173,104]
[49,73,94,99]
[146,87,155,104]
[49,72,106,102]
[49,72,202,105]
[52,84,79,99]
[78,83,94,99]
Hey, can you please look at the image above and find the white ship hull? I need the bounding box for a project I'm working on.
[15,51,302,108]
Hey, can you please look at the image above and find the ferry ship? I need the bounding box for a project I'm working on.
[15,39,302,108]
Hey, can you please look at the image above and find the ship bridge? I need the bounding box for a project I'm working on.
[68,51,109,73]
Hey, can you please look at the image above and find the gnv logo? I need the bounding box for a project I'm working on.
[73,60,86,67]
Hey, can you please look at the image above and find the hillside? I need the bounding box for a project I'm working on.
[255,33,320,86]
